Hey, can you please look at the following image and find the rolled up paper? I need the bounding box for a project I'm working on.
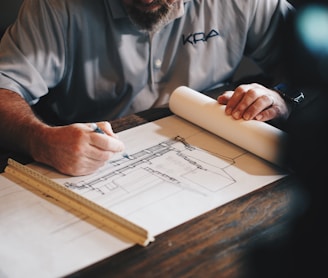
[169,86,287,167]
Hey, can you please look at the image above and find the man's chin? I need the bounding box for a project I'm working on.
[129,14,167,32]
[131,20,162,33]
[126,2,173,32]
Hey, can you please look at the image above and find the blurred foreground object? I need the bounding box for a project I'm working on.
[286,3,328,87]
[243,3,328,277]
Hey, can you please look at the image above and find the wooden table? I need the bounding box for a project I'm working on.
[0,100,297,278]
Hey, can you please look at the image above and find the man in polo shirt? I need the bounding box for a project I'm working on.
[0,0,294,176]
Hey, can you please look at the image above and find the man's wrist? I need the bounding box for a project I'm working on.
[273,83,305,109]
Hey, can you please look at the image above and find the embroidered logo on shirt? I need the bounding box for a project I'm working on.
[182,29,220,45]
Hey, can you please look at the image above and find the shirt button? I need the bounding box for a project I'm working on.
[154,59,162,69]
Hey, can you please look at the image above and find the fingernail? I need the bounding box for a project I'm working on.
[233,111,240,119]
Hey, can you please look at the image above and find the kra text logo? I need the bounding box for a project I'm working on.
[182,29,220,45]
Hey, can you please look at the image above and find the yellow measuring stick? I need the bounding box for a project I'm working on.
[5,158,155,247]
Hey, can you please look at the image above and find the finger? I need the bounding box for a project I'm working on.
[90,131,125,152]
[96,121,118,137]
[87,121,124,151]
[76,139,121,171]
[230,89,258,120]
[102,136,125,152]
[268,95,275,107]
[217,91,234,104]
[225,88,245,116]
[255,107,277,121]
[241,94,275,120]
[88,121,118,137]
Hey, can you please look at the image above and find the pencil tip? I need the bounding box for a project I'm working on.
[122,153,133,160]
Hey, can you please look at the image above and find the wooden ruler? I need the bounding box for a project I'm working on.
[5,158,154,247]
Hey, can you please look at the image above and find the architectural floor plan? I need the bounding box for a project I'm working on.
[64,135,236,209]
[46,114,286,234]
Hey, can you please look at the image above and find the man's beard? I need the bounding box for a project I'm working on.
[125,1,175,32]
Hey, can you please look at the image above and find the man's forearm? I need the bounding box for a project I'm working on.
[0,89,46,154]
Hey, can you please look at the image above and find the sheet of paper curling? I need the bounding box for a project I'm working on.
[169,86,287,167]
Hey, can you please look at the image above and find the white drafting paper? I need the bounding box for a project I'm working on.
[0,88,288,278]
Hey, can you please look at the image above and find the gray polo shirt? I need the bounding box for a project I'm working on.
[0,0,292,124]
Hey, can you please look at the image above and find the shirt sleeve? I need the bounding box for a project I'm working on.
[0,0,66,104]
[244,0,294,74]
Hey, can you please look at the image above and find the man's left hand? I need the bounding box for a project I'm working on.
[217,83,290,121]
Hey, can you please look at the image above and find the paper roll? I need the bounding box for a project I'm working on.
[169,86,287,166]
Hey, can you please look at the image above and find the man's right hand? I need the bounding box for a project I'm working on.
[0,89,125,176]
[30,122,125,176]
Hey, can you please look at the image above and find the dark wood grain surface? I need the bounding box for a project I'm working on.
[69,177,294,278]
[0,101,297,278]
